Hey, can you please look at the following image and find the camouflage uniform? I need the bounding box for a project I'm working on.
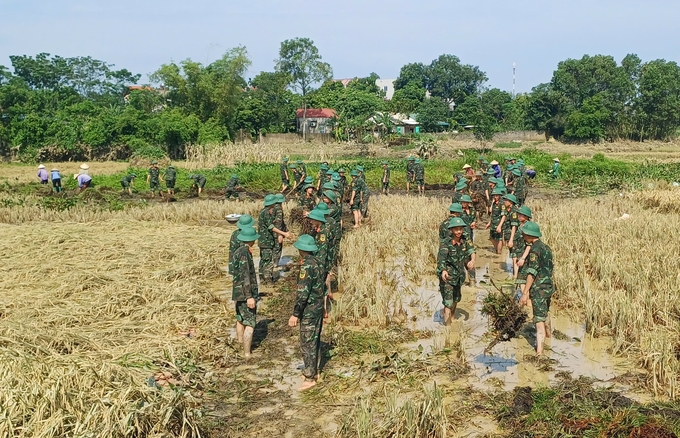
[293,169,304,192]
[228,228,244,275]
[293,255,325,380]
[451,191,463,204]
[225,177,239,199]
[439,216,453,241]
[273,204,287,268]
[191,174,207,188]
[461,207,476,241]
[120,174,135,189]
[436,238,475,308]
[257,206,276,282]
[511,221,527,260]
[382,166,391,191]
[328,202,343,267]
[489,201,503,241]
[338,175,348,202]
[351,178,366,212]
[280,163,290,186]
[311,225,331,279]
[501,206,519,242]
[414,163,425,186]
[406,161,415,183]
[360,179,370,217]
[148,167,160,191]
[525,240,554,323]
[470,179,487,218]
[299,193,317,213]
[232,245,259,327]
[164,167,176,189]
[514,176,527,206]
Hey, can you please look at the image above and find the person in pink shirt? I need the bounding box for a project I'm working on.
[37,164,48,184]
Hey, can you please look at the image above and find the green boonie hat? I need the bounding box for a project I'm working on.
[415,159,422,164]
[339,168,346,173]
[323,182,336,190]
[297,160,303,164]
[168,165,174,168]
[320,164,329,170]
[264,194,277,206]
[504,156,511,161]
[290,164,298,169]
[283,157,289,162]
[275,194,285,203]
[449,203,463,213]
[237,214,255,229]
[356,165,364,172]
[307,209,327,223]
[408,156,415,161]
[448,217,466,228]
[304,184,315,190]
[304,176,314,184]
[478,155,484,160]
[231,174,238,179]
[294,234,318,252]
[512,169,521,177]
[460,195,473,203]
[455,181,467,190]
[503,193,518,204]
[517,205,532,218]
[130,173,137,178]
[316,202,331,215]
[491,188,504,196]
[237,226,260,242]
[187,174,195,179]
[510,157,516,161]
[522,221,542,237]
[350,170,358,177]
[331,174,341,181]
[381,160,388,165]
[483,159,489,164]
[323,190,337,203]
[486,168,495,175]
[517,159,524,165]
[151,160,158,165]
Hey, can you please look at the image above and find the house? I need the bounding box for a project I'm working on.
[296,108,336,134]
[367,112,420,135]
[375,79,396,100]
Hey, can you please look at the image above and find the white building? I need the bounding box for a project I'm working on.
[375,79,396,100]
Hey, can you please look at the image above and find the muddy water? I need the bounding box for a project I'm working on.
[401,230,647,397]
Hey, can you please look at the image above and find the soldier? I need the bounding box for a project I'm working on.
[452,180,468,204]
[349,170,365,228]
[297,160,307,180]
[480,159,489,173]
[232,226,260,357]
[290,164,302,192]
[311,205,335,296]
[406,156,416,192]
[164,165,177,196]
[188,174,207,196]
[120,173,136,195]
[439,203,463,241]
[280,157,290,193]
[273,194,288,269]
[299,183,317,216]
[496,193,519,258]
[337,169,348,202]
[288,234,326,390]
[225,174,241,200]
[550,158,560,179]
[459,195,476,242]
[381,161,390,195]
[147,160,161,197]
[518,221,554,355]
[258,194,291,284]
[470,171,487,222]
[316,164,329,191]
[414,159,425,195]
[229,214,255,275]
[322,190,342,268]
[512,169,527,206]
[513,205,533,282]
[436,217,476,325]
[485,188,505,254]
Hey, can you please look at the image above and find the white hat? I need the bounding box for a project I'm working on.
[553,158,560,163]
[79,163,90,170]
[490,160,499,166]
[51,168,58,171]
[38,164,45,169]
[73,174,79,179]
[462,164,471,169]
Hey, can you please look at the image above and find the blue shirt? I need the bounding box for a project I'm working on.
[492,164,502,178]
[51,171,61,180]
[77,174,92,188]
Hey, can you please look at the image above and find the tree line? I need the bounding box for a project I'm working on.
[1,38,680,161]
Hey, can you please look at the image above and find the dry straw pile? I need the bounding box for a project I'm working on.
[540,189,680,397]
[184,143,285,169]
[0,197,270,436]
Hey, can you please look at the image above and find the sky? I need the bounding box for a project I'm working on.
[1,0,679,93]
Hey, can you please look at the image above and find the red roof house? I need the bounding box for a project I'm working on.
[296,108,336,134]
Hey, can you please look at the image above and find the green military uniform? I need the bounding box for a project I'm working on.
[299,190,317,212]
[525,238,554,323]
[461,206,476,241]
[414,161,425,186]
[273,196,287,268]
[322,192,342,267]
[280,160,290,186]
[225,175,240,199]
[120,174,135,189]
[436,219,476,308]
[406,158,415,183]
[232,245,259,328]
[338,172,348,202]
[148,166,160,191]
[228,228,243,275]
[501,205,519,242]
[351,176,366,212]
[551,160,560,178]
[190,174,207,188]
[257,197,278,282]
[470,176,487,217]
[381,164,390,192]
[164,166,176,189]
[293,251,325,380]
[489,199,503,241]
[513,173,527,206]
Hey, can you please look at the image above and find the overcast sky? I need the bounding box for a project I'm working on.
[2,0,678,93]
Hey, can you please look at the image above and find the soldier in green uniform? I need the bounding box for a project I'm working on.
[337,169,348,202]
[496,193,519,258]
[120,173,136,195]
[350,170,366,228]
[485,188,505,254]
[459,195,476,242]
[225,174,241,200]
[147,160,161,197]
[232,226,260,357]
[381,161,391,195]
[297,160,307,180]
[436,217,476,325]
[273,194,288,269]
[413,159,425,195]
[452,180,468,204]
[229,214,255,275]
[330,174,343,201]
[518,221,554,355]
[514,205,533,285]
[258,194,291,283]
[470,171,487,222]
[188,174,207,196]
[512,168,527,206]
[406,156,416,193]
[163,165,177,196]
[316,164,329,191]
[280,157,290,193]
[290,164,301,192]
[312,205,335,296]
[322,190,342,268]
[288,234,326,390]
[550,158,560,179]
[299,183,317,215]
[440,203,463,241]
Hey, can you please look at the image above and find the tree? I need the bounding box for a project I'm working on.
[275,38,333,140]
[427,54,487,104]
[416,97,449,132]
[526,83,567,140]
[637,59,680,140]
[394,63,428,90]
[390,82,426,114]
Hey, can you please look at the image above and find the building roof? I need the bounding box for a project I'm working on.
[296,108,336,119]
[367,112,420,126]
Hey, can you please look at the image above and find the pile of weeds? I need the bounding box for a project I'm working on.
[481,286,528,353]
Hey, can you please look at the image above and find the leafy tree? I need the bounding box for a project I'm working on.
[564,94,610,142]
[394,63,428,90]
[427,54,487,104]
[526,83,567,140]
[390,82,426,114]
[637,59,680,140]
[275,37,332,139]
[416,97,449,132]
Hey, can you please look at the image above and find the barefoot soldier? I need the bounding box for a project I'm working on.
[381,161,390,195]
[280,157,290,193]
[288,234,326,391]
[163,165,177,196]
[229,214,255,275]
[147,160,161,197]
[232,226,260,357]
[120,173,137,195]
[518,222,554,355]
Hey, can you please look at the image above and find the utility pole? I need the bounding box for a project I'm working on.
[512,63,516,98]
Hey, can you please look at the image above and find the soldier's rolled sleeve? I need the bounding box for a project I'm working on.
[525,254,539,278]
[294,272,312,317]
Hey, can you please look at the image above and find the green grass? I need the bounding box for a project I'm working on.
[494,142,522,149]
